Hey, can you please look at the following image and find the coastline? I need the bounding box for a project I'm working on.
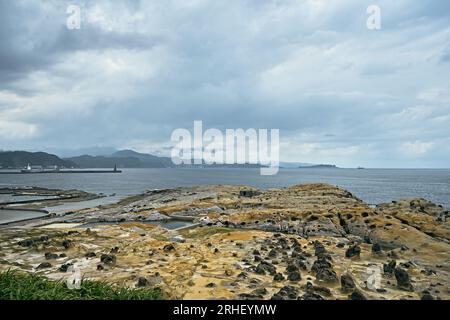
[0,183,448,300]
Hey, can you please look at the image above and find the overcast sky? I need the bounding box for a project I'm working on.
[0,0,449,168]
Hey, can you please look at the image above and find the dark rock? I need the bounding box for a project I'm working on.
[163,244,175,252]
[97,264,104,271]
[237,272,248,279]
[85,252,96,258]
[394,267,414,291]
[255,261,277,276]
[314,241,327,256]
[239,190,260,197]
[287,271,301,281]
[286,264,299,273]
[316,268,338,283]
[383,260,396,274]
[294,259,308,270]
[271,285,298,300]
[311,285,332,297]
[45,252,59,260]
[421,292,434,300]
[59,263,73,272]
[345,245,361,258]
[341,272,356,292]
[274,273,285,281]
[350,289,367,300]
[100,254,116,264]
[137,277,148,287]
[239,288,268,300]
[268,249,278,258]
[18,239,34,247]
[59,253,67,258]
[300,292,324,300]
[36,262,52,269]
[311,257,332,273]
[372,243,382,253]
[62,239,72,249]
[110,247,119,254]
[205,282,216,288]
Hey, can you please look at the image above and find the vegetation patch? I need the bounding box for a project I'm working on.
[0,270,162,300]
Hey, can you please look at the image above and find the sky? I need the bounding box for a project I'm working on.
[0,0,449,168]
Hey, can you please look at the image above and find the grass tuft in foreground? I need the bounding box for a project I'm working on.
[0,270,162,300]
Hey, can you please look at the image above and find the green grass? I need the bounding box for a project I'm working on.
[0,270,162,300]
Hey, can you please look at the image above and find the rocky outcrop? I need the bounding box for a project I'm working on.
[0,183,448,300]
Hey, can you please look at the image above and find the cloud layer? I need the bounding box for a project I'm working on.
[0,0,449,167]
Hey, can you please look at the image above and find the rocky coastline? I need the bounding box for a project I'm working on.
[0,183,448,300]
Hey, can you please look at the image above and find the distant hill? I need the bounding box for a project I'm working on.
[0,151,77,168]
[66,150,264,168]
[66,150,174,168]
[279,161,315,168]
[299,164,337,169]
[111,150,173,168]
[2,149,332,169]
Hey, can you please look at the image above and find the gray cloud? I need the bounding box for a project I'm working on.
[0,0,450,168]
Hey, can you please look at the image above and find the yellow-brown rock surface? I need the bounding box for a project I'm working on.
[0,184,448,300]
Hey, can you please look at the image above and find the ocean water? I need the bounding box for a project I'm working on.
[0,168,449,209]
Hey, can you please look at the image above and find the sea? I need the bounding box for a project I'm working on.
[0,168,449,215]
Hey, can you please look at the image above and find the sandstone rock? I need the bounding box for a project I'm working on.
[372,243,382,253]
[137,277,148,287]
[421,292,434,300]
[300,292,324,300]
[36,262,52,270]
[62,239,72,249]
[85,252,96,258]
[59,263,73,272]
[383,260,396,274]
[271,285,298,300]
[100,254,116,264]
[273,273,285,281]
[345,245,361,258]
[395,267,414,291]
[316,268,338,283]
[287,271,301,281]
[163,244,175,252]
[350,289,367,300]
[255,261,277,275]
[45,252,58,260]
[341,272,356,292]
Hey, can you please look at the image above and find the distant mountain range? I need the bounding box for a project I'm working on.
[0,149,336,169]
[0,151,77,168]
[66,150,173,168]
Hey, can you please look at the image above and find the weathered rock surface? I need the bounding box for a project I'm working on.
[0,183,448,300]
